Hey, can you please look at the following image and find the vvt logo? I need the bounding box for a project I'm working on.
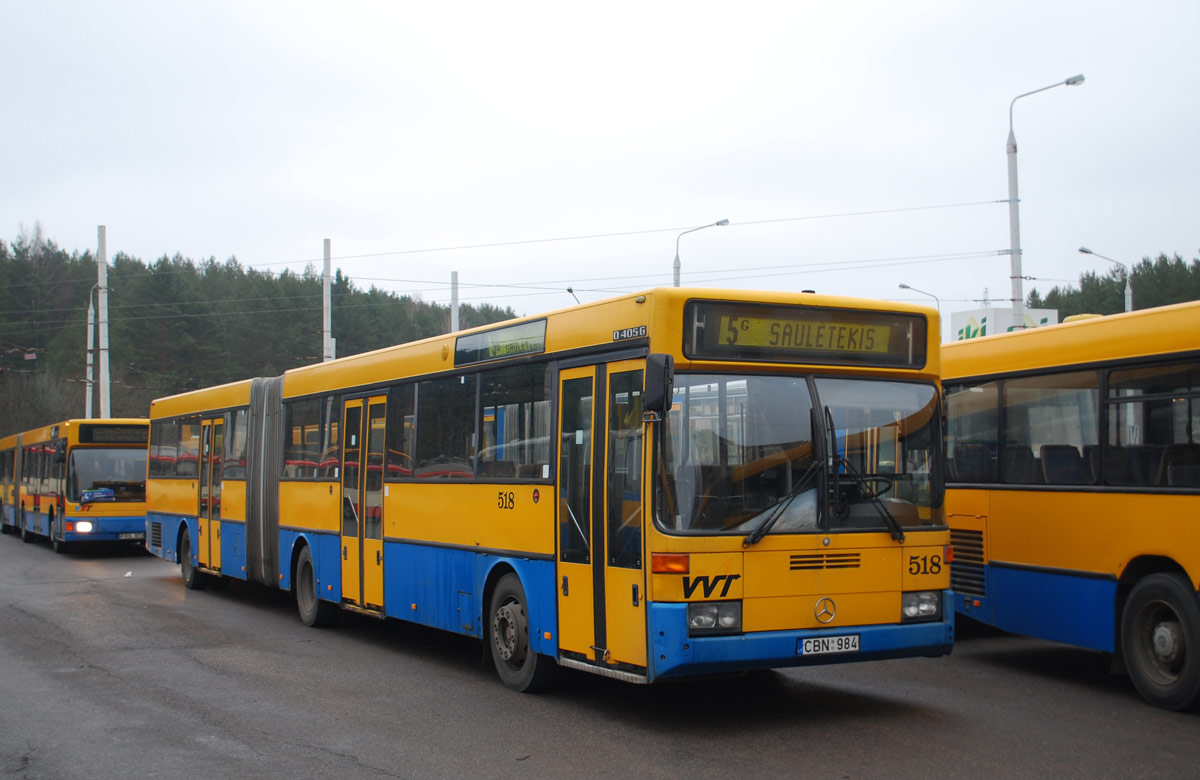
[682,574,741,598]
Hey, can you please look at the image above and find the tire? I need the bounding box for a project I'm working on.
[295,545,339,627]
[1120,572,1200,711]
[51,514,69,554]
[179,528,207,591]
[488,573,556,692]
[20,520,33,544]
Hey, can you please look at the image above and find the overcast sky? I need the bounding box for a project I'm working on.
[4,1,1197,340]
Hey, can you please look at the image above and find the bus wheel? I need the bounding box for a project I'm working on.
[52,536,70,555]
[296,545,339,627]
[1121,573,1200,711]
[488,573,556,692]
[20,522,33,544]
[179,530,206,591]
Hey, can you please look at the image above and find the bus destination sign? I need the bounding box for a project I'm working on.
[683,300,926,368]
[720,314,891,355]
[455,319,547,366]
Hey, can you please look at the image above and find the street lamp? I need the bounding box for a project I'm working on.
[899,283,942,342]
[673,219,729,287]
[1078,246,1133,312]
[898,283,941,315]
[1007,74,1085,331]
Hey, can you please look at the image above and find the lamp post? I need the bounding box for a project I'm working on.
[673,219,729,287]
[898,283,941,315]
[1078,246,1133,312]
[899,283,942,341]
[1007,74,1085,331]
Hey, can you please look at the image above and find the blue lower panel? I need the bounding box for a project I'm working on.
[278,529,342,595]
[146,512,188,562]
[64,514,146,542]
[988,564,1117,653]
[382,542,556,656]
[220,522,248,581]
[649,592,955,681]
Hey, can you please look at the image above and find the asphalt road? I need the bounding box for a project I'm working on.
[0,532,1195,780]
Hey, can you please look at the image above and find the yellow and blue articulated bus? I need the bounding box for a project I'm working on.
[0,419,148,553]
[146,287,953,691]
[944,300,1200,710]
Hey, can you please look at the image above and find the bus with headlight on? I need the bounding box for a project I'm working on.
[145,287,953,691]
[0,419,148,552]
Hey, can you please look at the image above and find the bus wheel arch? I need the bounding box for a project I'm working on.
[293,540,339,627]
[179,523,207,590]
[1119,569,1200,711]
[485,568,556,692]
[50,509,68,554]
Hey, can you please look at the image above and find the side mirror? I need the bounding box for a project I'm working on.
[643,353,675,417]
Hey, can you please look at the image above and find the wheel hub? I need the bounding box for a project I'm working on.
[1152,621,1182,665]
[493,603,521,661]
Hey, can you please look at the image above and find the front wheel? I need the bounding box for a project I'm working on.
[488,573,556,692]
[295,545,339,627]
[179,529,206,590]
[1121,573,1200,711]
[20,521,33,544]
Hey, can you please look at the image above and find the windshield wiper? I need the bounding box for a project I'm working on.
[742,460,820,547]
[836,457,906,543]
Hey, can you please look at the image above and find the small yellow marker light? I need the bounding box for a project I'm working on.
[411,603,418,610]
[544,632,552,641]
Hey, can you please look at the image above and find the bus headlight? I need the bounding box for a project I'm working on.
[901,591,941,622]
[75,520,95,534]
[688,601,742,636]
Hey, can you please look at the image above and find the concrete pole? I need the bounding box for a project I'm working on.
[84,292,95,418]
[97,226,111,417]
[450,271,459,332]
[322,239,335,361]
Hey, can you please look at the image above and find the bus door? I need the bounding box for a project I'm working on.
[340,396,386,610]
[198,418,223,570]
[556,363,647,673]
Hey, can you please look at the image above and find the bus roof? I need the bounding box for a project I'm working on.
[943,299,1200,379]
[281,287,939,399]
[150,377,260,420]
[7,418,148,444]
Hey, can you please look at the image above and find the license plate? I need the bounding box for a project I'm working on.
[798,634,860,656]
[119,533,145,540]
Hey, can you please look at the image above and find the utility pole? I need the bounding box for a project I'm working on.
[322,239,335,361]
[450,271,459,332]
[84,288,95,417]
[97,226,111,417]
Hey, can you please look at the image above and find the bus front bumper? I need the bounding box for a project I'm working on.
[648,591,955,681]
[63,515,146,542]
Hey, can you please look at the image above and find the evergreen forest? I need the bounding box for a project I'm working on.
[0,230,517,433]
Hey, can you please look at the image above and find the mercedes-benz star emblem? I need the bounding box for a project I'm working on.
[814,597,837,624]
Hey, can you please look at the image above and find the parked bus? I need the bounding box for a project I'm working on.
[944,300,1200,710]
[146,287,953,690]
[0,419,149,552]
[0,433,18,531]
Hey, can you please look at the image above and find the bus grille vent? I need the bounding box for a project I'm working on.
[150,521,162,549]
[790,552,861,571]
[950,528,985,597]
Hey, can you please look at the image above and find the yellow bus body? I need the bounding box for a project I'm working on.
[943,300,1200,710]
[146,287,953,689]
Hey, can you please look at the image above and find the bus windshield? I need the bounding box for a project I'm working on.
[68,448,148,502]
[655,373,943,537]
